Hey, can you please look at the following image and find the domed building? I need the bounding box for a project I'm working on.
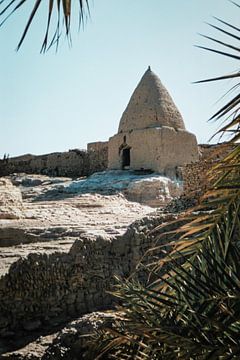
[108,67,199,174]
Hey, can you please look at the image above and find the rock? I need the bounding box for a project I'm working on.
[59,170,183,207]
[1,333,58,359]
[0,312,117,359]
[11,174,71,188]
[21,178,44,187]
[0,178,23,219]
[164,195,198,213]
[23,320,42,331]
[125,176,182,207]
[42,311,119,360]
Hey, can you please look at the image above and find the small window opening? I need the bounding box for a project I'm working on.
[123,135,126,143]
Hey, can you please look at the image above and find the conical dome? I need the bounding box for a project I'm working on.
[118,67,185,133]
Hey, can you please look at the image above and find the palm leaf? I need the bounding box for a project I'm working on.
[88,3,240,359]
[0,0,90,51]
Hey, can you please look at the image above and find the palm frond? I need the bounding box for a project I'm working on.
[87,2,240,359]
[88,254,240,359]
[0,0,90,52]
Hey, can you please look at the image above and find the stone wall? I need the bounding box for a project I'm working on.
[0,146,108,178]
[182,143,234,198]
[0,212,177,336]
[87,141,108,152]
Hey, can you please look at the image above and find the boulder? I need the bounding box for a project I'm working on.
[42,311,118,360]
[125,176,182,207]
[0,178,23,219]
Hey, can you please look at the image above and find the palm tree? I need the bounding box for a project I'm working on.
[0,0,90,52]
[87,2,240,359]
[1,1,239,358]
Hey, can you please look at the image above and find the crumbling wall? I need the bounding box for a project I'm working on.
[87,141,108,153]
[87,142,109,174]
[0,213,176,335]
[182,143,234,198]
[0,146,108,178]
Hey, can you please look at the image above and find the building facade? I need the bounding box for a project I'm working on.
[108,67,199,173]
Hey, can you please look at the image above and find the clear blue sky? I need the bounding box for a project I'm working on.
[0,0,238,157]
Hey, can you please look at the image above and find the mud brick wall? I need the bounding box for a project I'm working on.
[87,141,109,174]
[0,213,177,336]
[0,145,108,178]
[182,160,213,198]
[182,143,234,198]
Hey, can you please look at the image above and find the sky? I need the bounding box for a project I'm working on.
[0,0,239,157]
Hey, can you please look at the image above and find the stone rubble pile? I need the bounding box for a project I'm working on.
[164,195,198,213]
[42,312,118,360]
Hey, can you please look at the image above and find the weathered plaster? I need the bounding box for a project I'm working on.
[108,67,199,172]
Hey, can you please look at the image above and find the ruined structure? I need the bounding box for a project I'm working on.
[0,68,199,179]
[0,145,108,178]
[108,67,199,173]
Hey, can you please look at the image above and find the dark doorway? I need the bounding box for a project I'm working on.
[122,148,130,169]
